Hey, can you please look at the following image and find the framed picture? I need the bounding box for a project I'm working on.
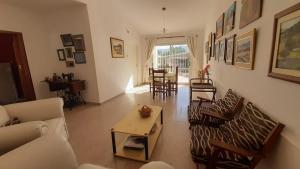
[224,1,236,34]
[57,49,66,61]
[215,41,220,62]
[60,34,74,47]
[226,35,236,65]
[208,33,212,47]
[235,29,256,69]
[216,14,224,39]
[74,52,86,64]
[65,48,73,58]
[240,0,263,29]
[269,3,300,84]
[211,33,216,57]
[205,41,209,55]
[110,37,125,58]
[219,39,227,62]
[72,34,86,51]
[66,61,75,67]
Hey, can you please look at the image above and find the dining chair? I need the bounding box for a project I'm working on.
[148,68,153,92]
[152,69,167,99]
[168,66,178,95]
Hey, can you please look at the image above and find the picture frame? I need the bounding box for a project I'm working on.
[72,34,86,51]
[235,29,256,70]
[110,37,125,58]
[215,41,220,62]
[74,52,86,64]
[66,61,75,67]
[211,33,216,58]
[57,49,66,61]
[224,1,236,34]
[65,47,73,58]
[269,3,300,84]
[216,14,224,39]
[226,35,236,65]
[208,33,212,47]
[219,39,227,62]
[60,34,74,47]
[240,0,263,29]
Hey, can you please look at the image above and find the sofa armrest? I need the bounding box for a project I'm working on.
[0,121,48,155]
[0,135,78,169]
[4,98,64,122]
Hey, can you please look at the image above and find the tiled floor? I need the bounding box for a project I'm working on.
[65,85,205,169]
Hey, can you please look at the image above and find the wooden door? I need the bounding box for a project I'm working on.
[0,31,36,101]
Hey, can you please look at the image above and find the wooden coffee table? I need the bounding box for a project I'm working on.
[111,105,163,162]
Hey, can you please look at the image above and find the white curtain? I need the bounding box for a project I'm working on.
[143,38,157,83]
[186,35,200,78]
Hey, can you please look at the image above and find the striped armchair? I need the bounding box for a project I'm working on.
[188,89,244,127]
[190,102,285,169]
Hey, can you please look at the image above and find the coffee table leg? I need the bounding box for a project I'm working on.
[111,130,116,154]
[144,136,148,161]
[160,110,163,124]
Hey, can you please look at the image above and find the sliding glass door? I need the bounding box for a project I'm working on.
[153,44,190,83]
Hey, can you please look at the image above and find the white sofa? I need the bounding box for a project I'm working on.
[0,135,174,169]
[0,98,68,155]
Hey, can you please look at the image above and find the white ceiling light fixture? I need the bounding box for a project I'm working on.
[162,0,167,34]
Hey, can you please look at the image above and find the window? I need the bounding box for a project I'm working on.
[153,44,190,83]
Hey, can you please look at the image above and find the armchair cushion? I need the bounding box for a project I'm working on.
[4,97,64,122]
[45,118,68,139]
[0,121,48,155]
[223,89,243,113]
[0,106,9,126]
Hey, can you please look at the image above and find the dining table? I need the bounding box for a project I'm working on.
[149,72,177,96]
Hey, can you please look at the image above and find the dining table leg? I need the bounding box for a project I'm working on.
[168,80,171,96]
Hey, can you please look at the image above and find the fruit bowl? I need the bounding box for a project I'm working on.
[139,105,152,118]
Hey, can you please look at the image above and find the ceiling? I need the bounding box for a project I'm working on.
[0,0,84,13]
[0,0,214,35]
[113,0,214,35]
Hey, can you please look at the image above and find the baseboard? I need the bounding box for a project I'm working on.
[100,92,125,104]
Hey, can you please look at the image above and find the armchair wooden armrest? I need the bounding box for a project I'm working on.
[201,111,230,121]
[210,140,259,157]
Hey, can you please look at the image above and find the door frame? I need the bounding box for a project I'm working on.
[0,30,36,101]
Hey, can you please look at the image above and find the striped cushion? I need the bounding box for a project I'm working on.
[190,102,278,169]
[223,89,242,113]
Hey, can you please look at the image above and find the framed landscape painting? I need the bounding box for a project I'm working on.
[219,39,227,62]
[211,33,216,58]
[269,3,300,84]
[216,14,224,39]
[240,0,263,29]
[215,41,220,62]
[224,1,236,34]
[226,35,236,65]
[110,37,125,58]
[235,29,256,69]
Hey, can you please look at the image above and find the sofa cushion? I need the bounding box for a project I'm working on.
[44,118,67,139]
[78,164,109,169]
[0,106,10,126]
[140,161,174,169]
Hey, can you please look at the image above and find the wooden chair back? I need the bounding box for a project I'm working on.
[152,69,167,99]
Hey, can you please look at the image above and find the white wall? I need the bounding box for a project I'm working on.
[43,5,100,103]
[77,0,143,103]
[203,0,300,169]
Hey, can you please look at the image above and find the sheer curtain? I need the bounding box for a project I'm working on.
[143,38,157,83]
[186,35,200,78]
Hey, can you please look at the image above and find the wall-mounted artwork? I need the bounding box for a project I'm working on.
[57,49,66,61]
[269,3,300,84]
[110,37,125,58]
[72,34,86,51]
[224,1,236,34]
[65,48,73,58]
[66,61,75,67]
[216,14,224,39]
[60,34,74,47]
[240,0,263,29]
[219,39,227,62]
[215,41,220,62]
[74,52,86,64]
[205,42,210,64]
[208,33,212,47]
[235,29,256,69]
[211,33,216,58]
[226,35,236,65]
